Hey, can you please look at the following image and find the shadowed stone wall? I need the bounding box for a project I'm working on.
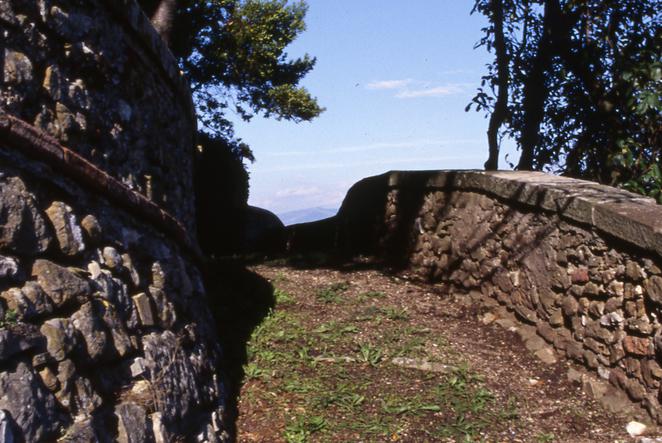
[287,170,662,422]
[1,1,227,441]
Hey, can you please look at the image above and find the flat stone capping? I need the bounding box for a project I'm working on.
[383,170,662,258]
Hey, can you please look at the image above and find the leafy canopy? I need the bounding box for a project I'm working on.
[170,0,323,154]
[469,0,661,201]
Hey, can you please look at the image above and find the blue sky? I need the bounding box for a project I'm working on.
[231,0,518,216]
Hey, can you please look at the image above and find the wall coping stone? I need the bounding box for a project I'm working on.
[381,170,662,257]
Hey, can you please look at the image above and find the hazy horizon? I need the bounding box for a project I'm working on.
[231,1,520,216]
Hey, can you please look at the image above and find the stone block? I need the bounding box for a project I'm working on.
[623,336,654,356]
[0,176,51,256]
[115,402,148,443]
[132,293,155,327]
[0,362,62,441]
[40,318,78,361]
[45,202,85,256]
[32,260,91,307]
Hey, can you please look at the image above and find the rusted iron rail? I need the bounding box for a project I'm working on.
[0,113,204,264]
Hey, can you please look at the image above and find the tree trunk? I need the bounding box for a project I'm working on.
[485,0,509,171]
[516,0,555,171]
[151,0,177,44]
[547,0,623,182]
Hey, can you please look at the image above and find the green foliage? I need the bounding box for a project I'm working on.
[315,282,350,304]
[284,415,326,443]
[470,0,661,199]
[357,343,383,366]
[274,287,294,305]
[0,309,17,328]
[170,0,323,145]
[536,432,557,443]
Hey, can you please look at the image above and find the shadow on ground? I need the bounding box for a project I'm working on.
[204,259,275,441]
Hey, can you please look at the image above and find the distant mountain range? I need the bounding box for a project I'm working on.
[277,207,338,226]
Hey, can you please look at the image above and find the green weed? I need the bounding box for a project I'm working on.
[382,306,409,321]
[536,432,556,443]
[357,343,383,366]
[361,290,386,298]
[274,287,294,305]
[284,415,326,443]
[381,397,441,415]
[0,309,17,328]
[316,282,350,304]
[243,362,265,380]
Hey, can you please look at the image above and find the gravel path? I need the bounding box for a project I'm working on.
[227,262,659,442]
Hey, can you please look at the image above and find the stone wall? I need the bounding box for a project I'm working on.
[288,170,662,422]
[0,1,228,441]
[1,0,196,229]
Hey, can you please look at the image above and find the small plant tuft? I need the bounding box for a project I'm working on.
[315,281,350,304]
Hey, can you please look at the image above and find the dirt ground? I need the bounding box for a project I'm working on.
[227,260,660,443]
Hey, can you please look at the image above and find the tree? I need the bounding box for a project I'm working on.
[469,0,661,200]
[149,0,178,42]
[139,0,323,155]
[138,0,322,252]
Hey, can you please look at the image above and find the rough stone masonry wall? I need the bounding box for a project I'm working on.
[1,0,196,229]
[0,1,227,441]
[302,170,662,423]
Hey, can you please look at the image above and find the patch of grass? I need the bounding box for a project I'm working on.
[238,267,521,442]
[314,382,367,412]
[0,309,17,328]
[357,343,383,366]
[431,363,514,441]
[382,306,409,321]
[282,377,322,394]
[536,432,556,443]
[360,290,386,298]
[381,396,441,415]
[313,321,358,342]
[243,362,265,381]
[284,415,326,443]
[274,287,294,305]
[316,282,350,304]
[273,271,289,283]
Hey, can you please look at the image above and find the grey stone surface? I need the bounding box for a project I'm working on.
[80,215,102,244]
[102,246,122,270]
[0,176,51,256]
[0,0,227,439]
[132,292,155,327]
[32,260,91,307]
[71,301,109,362]
[0,362,62,441]
[115,402,148,443]
[0,256,19,280]
[0,409,17,443]
[143,331,213,423]
[0,325,44,360]
[58,416,99,442]
[40,318,78,361]
[45,201,85,256]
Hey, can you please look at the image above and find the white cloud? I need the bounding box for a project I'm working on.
[274,186,322,198]
[250,186,346,214]
[366,78,469,99]
[366,79,412,90]
[256,153,484,173]
[267,138,482,157]
[395,84,465,99]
